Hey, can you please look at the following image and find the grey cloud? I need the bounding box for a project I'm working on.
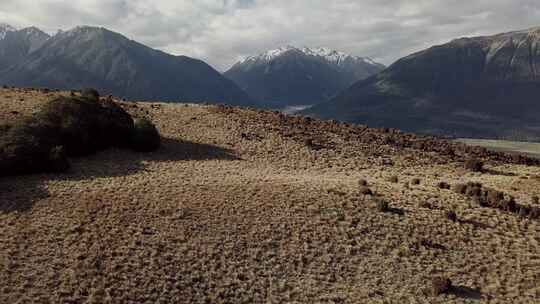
[1,0,540,71]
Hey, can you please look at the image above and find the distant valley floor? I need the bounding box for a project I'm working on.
[456,138,540,159]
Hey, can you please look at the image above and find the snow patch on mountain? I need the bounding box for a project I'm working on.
[239,46,379,67]
[19,26,47,38]
[0,23,17,40]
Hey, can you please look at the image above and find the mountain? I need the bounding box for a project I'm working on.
[303,27,540,141]
[0,26,255,106]
[0,24,50,70]
[224,46,384,108]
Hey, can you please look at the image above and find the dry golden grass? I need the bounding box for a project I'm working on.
[1,88,540,303]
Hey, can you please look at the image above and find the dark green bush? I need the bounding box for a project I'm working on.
[48,146,70,172]
[0,95,158,176]
[0,119,67,175]
[81,88,100,101]
[130,118,161,152]
[35,96,134,155]
[0,123,11,136]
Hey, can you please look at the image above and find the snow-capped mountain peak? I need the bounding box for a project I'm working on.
[239,45,378,67]
[225,46,386,108]
[19,26,46,37]
[0,23,17,40]
[241,45,297,63]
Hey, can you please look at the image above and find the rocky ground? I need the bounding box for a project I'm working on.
[1,88,539,303]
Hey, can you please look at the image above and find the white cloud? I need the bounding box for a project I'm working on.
[1,0,540,71]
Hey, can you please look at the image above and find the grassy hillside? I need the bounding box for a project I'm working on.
[1,88,539,303]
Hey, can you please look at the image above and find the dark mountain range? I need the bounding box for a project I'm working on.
[0,26,255,106]
[0,25,50,70]
[224,46,384,108]
[303,27,540,141]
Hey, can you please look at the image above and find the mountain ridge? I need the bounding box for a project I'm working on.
[0,24,50,70]
[225,46,384,108]
[303,26,540,141]
[0,25,256,106]
[235,46,381,67]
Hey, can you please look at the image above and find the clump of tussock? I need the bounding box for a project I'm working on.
[359,186,373,196]
[446,210,457,222]
[411,178,421,185]
[376,199,390,212]
[437,181,451,190]
[388,175,398,183]
[464,158,484,172]
[358,179,368,187]
[431,277,452,296]
[419,201,432,209]
[452,181,539,219]
[452,183,467,194]
[532,196,539,205]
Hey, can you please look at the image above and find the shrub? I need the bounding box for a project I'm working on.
[532,196,539,204]
[437,181,450,190]
[472,196,488,207]
[518,206,531,218]
[446,210,457,222]
[376,199,389,212]
[419,201,432,209]
[48,146,70,172]
[487,189,504,205]
[530,207,540,219]
[358,179,368,187]
[431,277,452,296]
[0,123,11,136]
[388,175,398,183]
[465,185,482,197]
[452,184,467,194]
[0,95,159,176]
[0,119,68,175]
[464,158,483,172]
[359,186,373,195]
[411,178,421,185]
[81,88,100,101]
[501,198,517,212]
[35,95,134,155]
[130,118,161,152]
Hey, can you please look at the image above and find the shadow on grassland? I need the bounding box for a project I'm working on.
[0,137,239,213]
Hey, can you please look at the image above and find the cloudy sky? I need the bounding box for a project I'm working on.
[1,0,540,71]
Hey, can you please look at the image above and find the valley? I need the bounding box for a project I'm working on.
[457,139,540,159]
